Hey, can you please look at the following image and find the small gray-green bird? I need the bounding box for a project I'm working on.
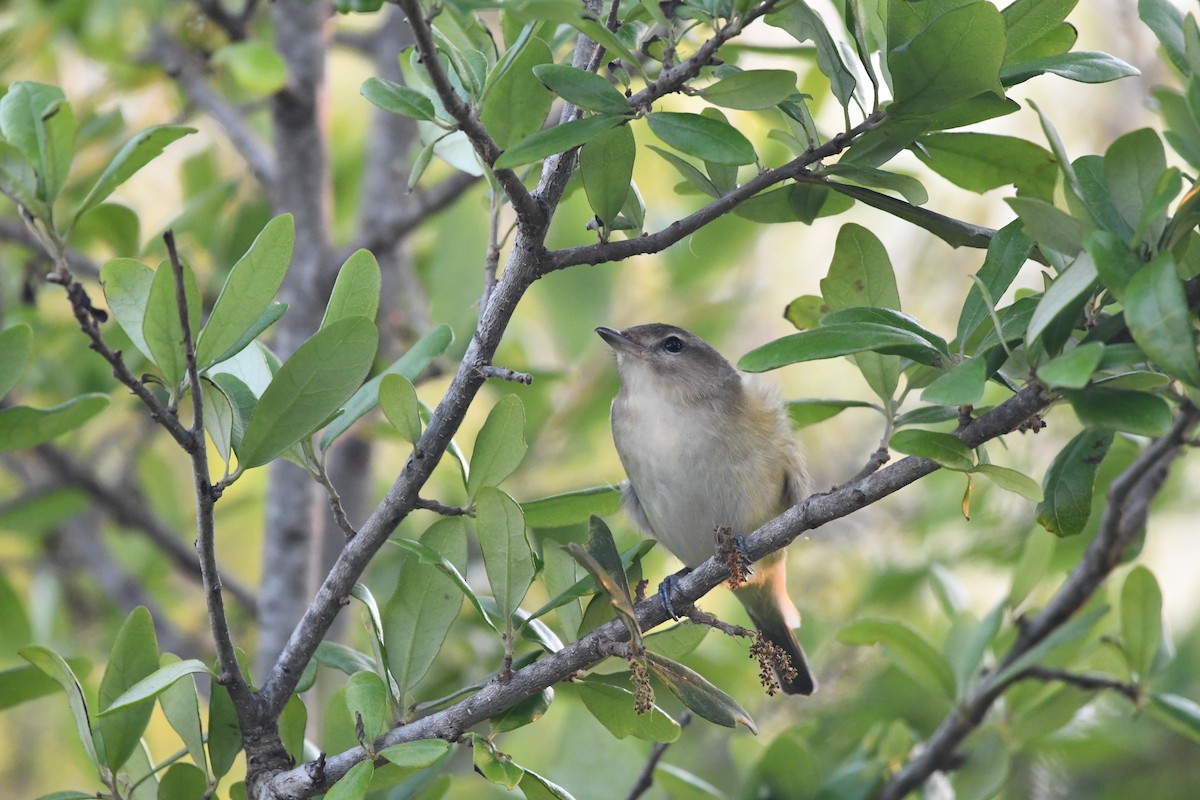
[597,323,816,695]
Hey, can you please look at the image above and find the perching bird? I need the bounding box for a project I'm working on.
[597,323,816,695]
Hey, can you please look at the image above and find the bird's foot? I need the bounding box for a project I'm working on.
[656,569,691,621]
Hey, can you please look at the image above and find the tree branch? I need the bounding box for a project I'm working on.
[165,232,253,713]
[877,402,1200,800]
[145,28,278,187]
[394,0,541,227]
[544,111,885,273]
[1018,666,1139,704]
[261,382,1065,799]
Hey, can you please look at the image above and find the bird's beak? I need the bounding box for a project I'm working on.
[595,326,642,356]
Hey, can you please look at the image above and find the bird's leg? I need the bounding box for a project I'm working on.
[656,568,692,621]
[715,526,752,587]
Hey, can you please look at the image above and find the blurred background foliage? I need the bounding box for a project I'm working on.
[2,0,1200,799]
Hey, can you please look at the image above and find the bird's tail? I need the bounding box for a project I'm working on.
[734,559,817,696]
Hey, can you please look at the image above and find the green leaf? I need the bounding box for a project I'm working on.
[766,4,856,109]
[379,374,422,444]
[361,77,436,121]
[520,486,621,528]
[476,487,535,626]
[207,682,241,778]
[99,659,213,716]
[157,655,208,779]
[493,114,626,170]
[491,687,553,734]
[324,760,374,800]
[377,739,452,769]
[196,214,294,369]
[970,464,1044,501]
[1001,51,1141,86]
[1036,428,1113,537]
[1125,253,1200,386]
[520,769,578,800]
[388,536,495,631]
[525,538,655,624]
[1007,196,1088,255]
[212,41,288,95]
[738,324,945,373]
[384,518,467,705]
[823,164,929,205]
[322,249,380,329]
[0,82,75,204]
[73,202,140,255]
[1085,230,1141,301]
[480,38,555,148]
[1037,342,1105,388]
[916,133,1056,198]
[647,145,719,198]
[565,517,641,647]
[823,182,997,250]
[158,762,207,800]
[642,651,756,732]
[1148,693,1200,745]
[19,646,98,764]
[697,70,798,110]
[574,680,680,741]
[785,398,878,428]
[838,617,957,700]
[319,324,452,451]
[238,317,378,468]
[0,394,109,453]
[888,429,975,472]
[1139,0,1188,72]
[1025,253,1098,351]
[0,323,32,399]
[1105,128,1167,237]
[1067,387,1172,437]
[470,733,524,789]
[580,124,635,226]
[98,607,160,772]
[646,112,755,166]
[467,394,527,498]
[1002,0,1079,62]
[920,356,989,406]
[820,307,949,357]
[820,223,904,401]
[888,3,1006,119]
[143,259,202,388]
[1121,566,1163,682]
[346,670,387,742]
[74,126,195,224]
[533,64,629,114]
[0,140,46,216]
[654,764,724,800]
[100,258,156,362]
[315,642,377,677]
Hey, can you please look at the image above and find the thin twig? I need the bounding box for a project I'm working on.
[1018,666,1140,704]
[347,172,480,261]
[625,710,693,800]
[478,365,533,385]
[395,0,541,227]
[164,231,253,710]
[45,270,197,451]
[0,217,101,278]
[414,497,471,517]
[682,606,752,638]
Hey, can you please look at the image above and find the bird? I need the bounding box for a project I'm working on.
[597,323,816,695]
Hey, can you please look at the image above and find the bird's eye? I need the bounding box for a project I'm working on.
[661,336,684,354]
